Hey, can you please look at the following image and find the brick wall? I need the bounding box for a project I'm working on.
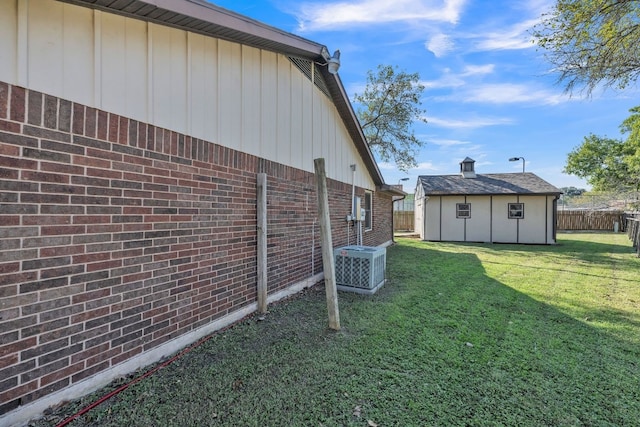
[0,82,394,417]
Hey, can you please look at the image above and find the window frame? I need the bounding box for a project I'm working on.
[364,191,372,231]
[508,202,524,219]
[456,203,471,219]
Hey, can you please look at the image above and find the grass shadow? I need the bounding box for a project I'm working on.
[378,240,639,425]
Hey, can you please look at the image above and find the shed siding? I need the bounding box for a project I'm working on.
[490,195,518,243]
[440,196,465,241]
[518,196,543,244]
[414,186,424,238]
[420,194,556,244]
[424,195,442,241]
[0,0,373,189]
[465,196,491,242]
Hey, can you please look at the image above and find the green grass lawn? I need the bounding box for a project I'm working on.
[34,233,640,427]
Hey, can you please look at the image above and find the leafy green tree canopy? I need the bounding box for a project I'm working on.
[354,65,428,172]
[533,0,640,94]
[565,106,640,191]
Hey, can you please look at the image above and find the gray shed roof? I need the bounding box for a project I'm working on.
[55,0,390,190]
[418,173,562,196]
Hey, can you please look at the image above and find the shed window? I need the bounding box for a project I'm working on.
[456,203,471,218]
[364,191,372,230]
[508,203,524,219]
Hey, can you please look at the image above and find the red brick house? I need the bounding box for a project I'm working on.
[0,0,401,424]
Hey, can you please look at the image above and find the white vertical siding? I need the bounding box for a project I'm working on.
[260,51,278,161]
[276,55,291,164]
[0,0,376,189]
[414,186,424,239]
[62,4,94,105]
[466,196,491,242]
[217,39,242,148]
[311,89,323,163]
[151,23,187,134]
[335,125,350,184]
[188,33,208,141]
[25,0,94,105]
[0,0,18,84]
[300,69,313,172]
[100,13,147,122]
[519,196,548,244]
[289,68,304,170]
[241,45,261,153]
[492,195,518,243]
[323,96,336,178]
[188,35,219,144]
[320,95,331,176]
[425,196,442,241]
[441,196,465,242]
[421,194,556,244]
[27,0,64,97]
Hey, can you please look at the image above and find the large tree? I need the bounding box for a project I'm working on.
[533,0,640,95]
[565,106,640,191]
[354,65,427,172]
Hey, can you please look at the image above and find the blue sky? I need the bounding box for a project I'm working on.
[212,0,640,192]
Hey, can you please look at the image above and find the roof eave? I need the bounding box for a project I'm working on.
[421,191,562,196]
[378,184,406,197]
[58,0,326,60]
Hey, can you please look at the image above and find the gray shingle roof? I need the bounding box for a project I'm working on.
[418,173,562,196]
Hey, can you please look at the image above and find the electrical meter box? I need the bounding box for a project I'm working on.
[353,197,361,221]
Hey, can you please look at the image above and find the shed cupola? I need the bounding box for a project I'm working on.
[460,157,476,178]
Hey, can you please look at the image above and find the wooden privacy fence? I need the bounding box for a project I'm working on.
[627,216,640,257]
[557,210,627,231]
[394,211,414,231]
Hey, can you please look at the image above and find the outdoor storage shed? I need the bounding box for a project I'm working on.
[415,158,562,244]
[0,0,403,424]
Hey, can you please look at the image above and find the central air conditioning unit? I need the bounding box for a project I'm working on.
[334,245,386,295]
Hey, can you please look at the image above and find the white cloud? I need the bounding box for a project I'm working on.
[421,74,465,90]
[376,162,395,170]
[296,0,467,31]
[426,33,455,57]
[420,74,464,89]
[428,138,471,146]
[378,161,439,172]
[412,161,440,172]
[459,83,568,105]
[421,64,494,89]
[473,18,539,51]
[460,64,495,76]
[426,115,514,129]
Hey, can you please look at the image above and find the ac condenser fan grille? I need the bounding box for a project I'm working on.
[333,245,386,294]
